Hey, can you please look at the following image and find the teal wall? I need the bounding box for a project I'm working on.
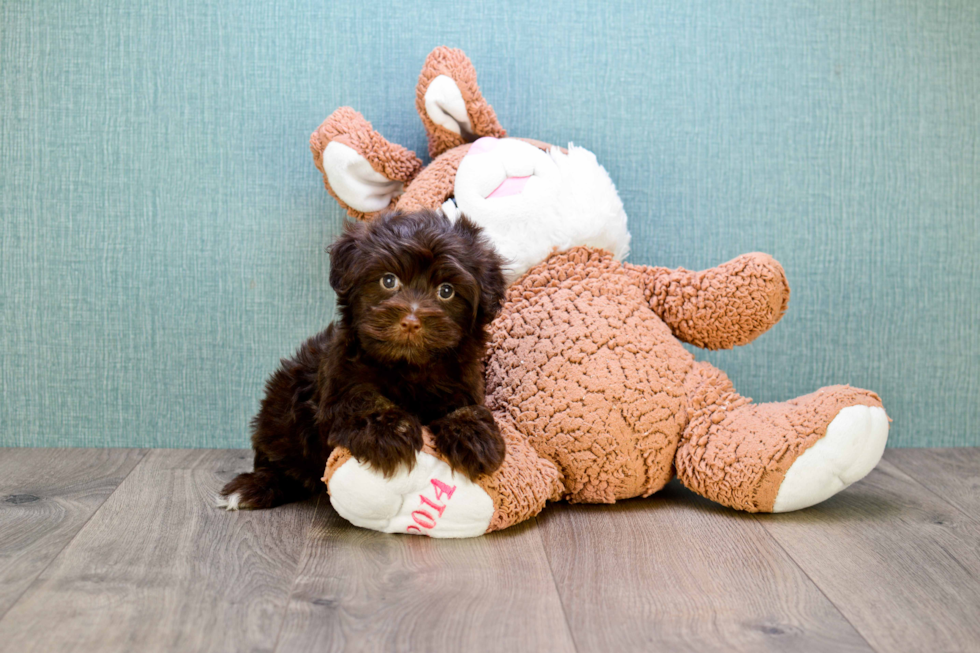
[2,1,978,448]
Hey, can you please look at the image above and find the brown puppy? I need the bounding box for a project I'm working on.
[219,209,507,510]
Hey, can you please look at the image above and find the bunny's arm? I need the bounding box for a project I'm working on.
[623,253,790,350]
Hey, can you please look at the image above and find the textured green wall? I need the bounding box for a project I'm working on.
[1,1,978,448]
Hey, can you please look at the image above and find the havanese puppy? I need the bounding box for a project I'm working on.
[219,209,507,510]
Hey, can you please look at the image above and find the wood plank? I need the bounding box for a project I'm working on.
[274,509,576,653]
[538,480,872,653]
[0,448,146,618]
[0,449,318,653]
[885,448,980,524]
[760,459,980,653]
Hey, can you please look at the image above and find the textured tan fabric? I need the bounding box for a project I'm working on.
[478,417,563,532]
[676,363,884,512]
[487,248,690,504]
[396,144,470,213]
[310,107,423,220]
[322,447,353,484]
[624,253,790,350]
[482,248,880,524]
[415,46,507,159]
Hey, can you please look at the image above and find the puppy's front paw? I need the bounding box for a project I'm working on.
[347,409,424,478]
[429,406,505,480]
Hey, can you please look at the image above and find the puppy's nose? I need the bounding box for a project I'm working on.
[400,314,421,334]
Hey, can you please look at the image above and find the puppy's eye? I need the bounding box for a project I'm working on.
[380,273,400,290]
[437,283,455,300]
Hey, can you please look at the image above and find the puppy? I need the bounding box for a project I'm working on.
[219,209,507,510]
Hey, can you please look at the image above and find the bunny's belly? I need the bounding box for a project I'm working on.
[486,247,695,503]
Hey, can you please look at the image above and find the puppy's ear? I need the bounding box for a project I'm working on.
[454,215,506,325]
[328,220,368,299]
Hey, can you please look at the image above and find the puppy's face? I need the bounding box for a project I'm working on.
[329,210,505,365]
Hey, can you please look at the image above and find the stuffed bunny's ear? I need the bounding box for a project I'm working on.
[425,75,475,140]
[311,107,423,220]
[416,47,507,158]
[323,142,403,214]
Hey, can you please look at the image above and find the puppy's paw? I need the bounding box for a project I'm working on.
[429,406,505,480]
[215,492,242,511]
[347,410,424,478]
[218,471,285,510]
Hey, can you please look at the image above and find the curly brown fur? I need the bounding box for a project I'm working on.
[221,210,506,509]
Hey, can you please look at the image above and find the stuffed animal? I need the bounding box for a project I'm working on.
[310,47,889,538]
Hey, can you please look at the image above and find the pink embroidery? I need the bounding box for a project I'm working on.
[412,509,436,529]
[404,478,458,535]
[430,478,456,501]
[419,494,447,517]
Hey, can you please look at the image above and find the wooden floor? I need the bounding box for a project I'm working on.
[0,449,977,653]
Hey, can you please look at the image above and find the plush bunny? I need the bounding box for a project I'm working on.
[310,47,889,538]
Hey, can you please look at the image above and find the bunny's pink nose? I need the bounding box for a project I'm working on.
[467,136,500,156]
